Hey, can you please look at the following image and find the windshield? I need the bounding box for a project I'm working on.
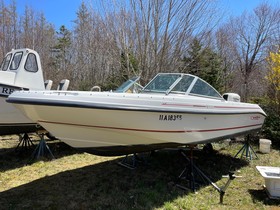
[115,76,142,93]
[142,73,222,98]
[190,78,221,98]
[0,53,12,71]
[170,75,195,93]
[10,51,23,70]
[143,74,181,93]
[24,53,38,72]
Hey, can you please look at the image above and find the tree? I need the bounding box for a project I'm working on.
[73,2,120,90]
[97,0,220,83]
[181,38,223,91]
[0,0,19,56]
[218,3,280,101]
[266,50,280,112]
[181,39,203,75]
[47,25,72,85]
[102,51,140,91]
[53,25,72,71]
[34,13,56,81]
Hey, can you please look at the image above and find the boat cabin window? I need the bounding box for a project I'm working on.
[24,53,38,72]
[143,74,181,93]
[0,53,12,71]
[190,78,221,98]
[10,52,23,70]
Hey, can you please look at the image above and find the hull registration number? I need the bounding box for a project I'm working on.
[159,114,182,121]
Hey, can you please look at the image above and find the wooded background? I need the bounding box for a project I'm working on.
[1,0,280,126]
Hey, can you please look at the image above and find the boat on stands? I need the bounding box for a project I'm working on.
[0,48,46,135]
[7,73,266,155]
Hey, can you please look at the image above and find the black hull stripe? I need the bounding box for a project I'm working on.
[8,97,267,116]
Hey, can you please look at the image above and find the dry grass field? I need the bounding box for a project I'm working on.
[0,134,280,210]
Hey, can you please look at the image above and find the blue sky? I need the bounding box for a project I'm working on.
[3,0,280,30]
[6,0,83,29]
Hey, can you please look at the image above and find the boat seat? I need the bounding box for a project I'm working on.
[57,79,70,91]
[44,80,53,90]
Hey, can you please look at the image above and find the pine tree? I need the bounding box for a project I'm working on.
[52,25,72,72]
[181,38,223,92]
[48,25,72,86]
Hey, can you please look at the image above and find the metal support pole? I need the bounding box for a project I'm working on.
[31,133,55,160]
[234,135,258,160]
[176,148,240,204]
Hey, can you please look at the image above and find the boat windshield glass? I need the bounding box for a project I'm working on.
[10,51,23,70]
[143,74,181,93]
[115,76,142,93]
[24,53,38,72]
[170,75,195,93]
[0,53,12,71]
[190,78,221,98]
[142,73,222,98]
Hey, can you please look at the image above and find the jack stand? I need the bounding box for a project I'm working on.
[31,133,55,160]
[176,147,211,192]
[118,153,146,169]
[176,148,239,204]
[15,133,34,152]
[234,135,258,160]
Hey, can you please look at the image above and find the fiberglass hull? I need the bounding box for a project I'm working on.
[7,91,266,155]
[0,88,38,135]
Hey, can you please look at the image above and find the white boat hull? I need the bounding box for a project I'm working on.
[0,95,38,135]
[8,91,266,155]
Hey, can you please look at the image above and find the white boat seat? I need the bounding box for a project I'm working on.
[57,79,70,91]
[44,80,53,90]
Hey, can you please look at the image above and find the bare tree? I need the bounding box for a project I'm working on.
[215,24,241,93]
[34,13,56,81]
[9,0,19,49]
[93,0,220,84]
[0,0,18,57]
[217,3,280,101]
[71,2,122,89]
[0,1,56,84]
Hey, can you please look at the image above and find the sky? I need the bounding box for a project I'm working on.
[5,0,84,29]
[3,0,280,30]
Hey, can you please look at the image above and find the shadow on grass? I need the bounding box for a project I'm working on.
[0,141,80,172]
[248,189,280,206]
[0,149,249,209]
[271,142,280,151]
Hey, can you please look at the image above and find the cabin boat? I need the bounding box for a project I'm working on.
[7,73,266,156]
[0,48,46,135]
[0,48,71,136]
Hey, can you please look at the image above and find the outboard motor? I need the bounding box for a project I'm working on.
[222,93,241,102]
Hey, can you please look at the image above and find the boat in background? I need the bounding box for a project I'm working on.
[7,73,266,156]
[0,48,70,136]
[0,48,47,135]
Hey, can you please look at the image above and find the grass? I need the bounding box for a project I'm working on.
[0,134,280,210]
